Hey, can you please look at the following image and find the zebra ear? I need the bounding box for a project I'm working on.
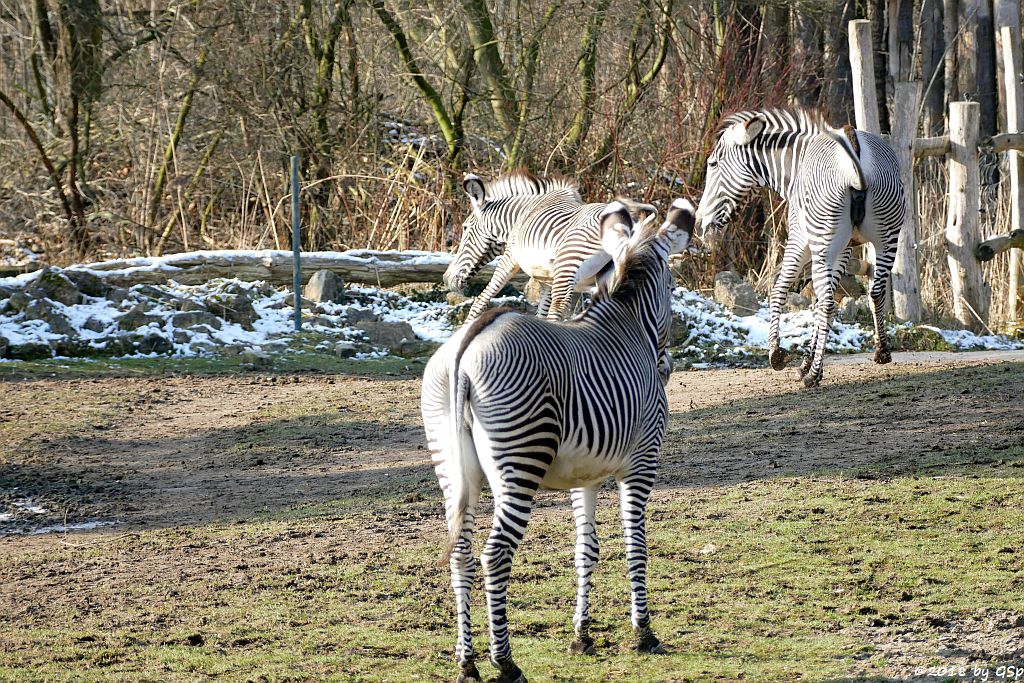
[463,174,487,206]
[599,201,634,262]
[659,198,696,255]
[723,115,766,146]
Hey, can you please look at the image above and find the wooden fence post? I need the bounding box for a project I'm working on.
[998,10,1023,326]
[890,80,923,322]
[849,20,881,134]
[946,102,990,331]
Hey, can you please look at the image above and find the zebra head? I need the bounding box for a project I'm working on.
[598,198,694,351]
[443,173,506,292]
[695,113,768,245]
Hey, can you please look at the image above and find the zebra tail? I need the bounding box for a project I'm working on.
[439,366,473,567]
[825,130,867,192]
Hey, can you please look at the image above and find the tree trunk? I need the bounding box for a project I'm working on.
[919,0,945,135]
[975,0,998,139]
[561,0,612,169]
[792,10,821,108]
[824,0,857,123]
[868,0,891,132]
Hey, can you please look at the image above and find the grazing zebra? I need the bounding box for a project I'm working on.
[696,108,906,387]
[423,199,695,683]
[443,170,656,322]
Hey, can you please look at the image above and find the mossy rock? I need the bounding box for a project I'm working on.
[447,298,533,328]
[890,325,953,352]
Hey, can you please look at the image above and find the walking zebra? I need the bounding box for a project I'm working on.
[443,170,655,322]
[696,108,906,387]
[423,199,695,683]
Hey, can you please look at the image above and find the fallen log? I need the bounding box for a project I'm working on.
[975,229,1024,262]
[53,249,525,289]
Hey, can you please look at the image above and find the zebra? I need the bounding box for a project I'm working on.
[696,108,906,387]
[443,170,656,323]
[423,199,695,683]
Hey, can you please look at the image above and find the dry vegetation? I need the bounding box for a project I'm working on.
[0,0,1021,327]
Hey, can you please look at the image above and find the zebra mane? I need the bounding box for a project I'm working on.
[483,168,581,201]
[717,107,834,141]
[592,219,663,303]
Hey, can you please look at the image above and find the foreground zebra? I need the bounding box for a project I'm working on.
[423,199,695,683]
[443,170,655,322]
[696,108,906,387]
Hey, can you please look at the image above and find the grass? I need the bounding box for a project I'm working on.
[1,355,1022,681]
[2,459,1022,682]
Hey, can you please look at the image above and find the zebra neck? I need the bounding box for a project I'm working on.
[755,133,812,201]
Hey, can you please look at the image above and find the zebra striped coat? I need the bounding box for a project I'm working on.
[424,200,695,683]
[443,170,652,323]
[696,108,906,387]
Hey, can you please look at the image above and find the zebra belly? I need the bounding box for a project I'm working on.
[515,247,556,281]
[540,448,624,490]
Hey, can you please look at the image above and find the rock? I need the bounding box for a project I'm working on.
[3,291,30,314]
[118,303,161,330]
[446,291,472,307]
[344,307,380,325]
[64,270,109,298]
[303,270,342,304]
[207,293,258,330]
[0,284,13,301]
[713,271,760,316]
[23,299,76,337]
[669,314,692,346]
[785,293,812,312]
[105,287,129,304]
[891,325,953,352]
[523,278,545,305]
[836,273,866,301]
[239,348,272,370]
[132,284,183,306]
[83,317,108,333]
[333,339,378,358]
[355,320,418,353]
[135,332,173,355]
[306,315,337,329]
[179,298,207,313]
[397,339,438,358]
[31,267,80,306]
[838,297,860,321]
[171,311,222,330]
[0,334,7,357]
[6,340,52,360]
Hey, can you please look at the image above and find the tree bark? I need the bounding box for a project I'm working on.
[919,0,945,135]
[867,0,891,132]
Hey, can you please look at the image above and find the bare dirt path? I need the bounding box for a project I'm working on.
[2,350,1021,539]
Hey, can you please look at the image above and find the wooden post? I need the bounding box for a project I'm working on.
[849,19,881,134]
[998,13,1023,326]
[946,102,990,331]
[890,81,923,322]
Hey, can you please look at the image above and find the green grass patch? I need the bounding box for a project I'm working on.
[2,466,1021,682]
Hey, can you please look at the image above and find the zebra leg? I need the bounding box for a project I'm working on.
[569,486,599,656]
[480,489,538,683]
[868,247,895,365]
[618,467,665,654]
[768,238,809,371]
[800,253,838,388]
[535,283,552,319]
[450,503,481,682]
[544,272,576,321]
[467,254,521,322]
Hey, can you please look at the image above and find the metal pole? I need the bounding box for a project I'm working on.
[291,155,301,331]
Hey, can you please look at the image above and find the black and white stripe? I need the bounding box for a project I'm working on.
[424,199,695,683]
[443,170,655,323]
[696,108,906,387]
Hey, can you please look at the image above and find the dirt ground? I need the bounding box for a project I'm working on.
[2,350,1021,534]
[2,350,1023,680]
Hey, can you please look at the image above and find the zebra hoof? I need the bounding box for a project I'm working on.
[801,372,822,389]
[769,347,787,371]
[491,658,526,683]
[455,660,482,683]
[636,630,667,655]
[874,348,892,365]
[569,634,596,656]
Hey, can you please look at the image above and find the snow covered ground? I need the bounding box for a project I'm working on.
[1,263,1021,362]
